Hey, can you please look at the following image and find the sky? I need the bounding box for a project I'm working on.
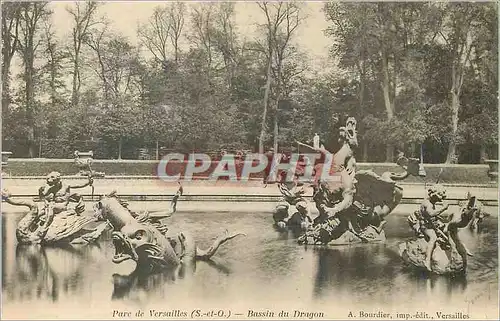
[47,1,333,68]
[8,1,335,91]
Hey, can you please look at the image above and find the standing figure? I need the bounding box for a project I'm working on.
[313,133,320,149]
[412,184,450,271]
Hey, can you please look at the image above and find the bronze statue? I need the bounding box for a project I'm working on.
[400,191,489,274]
[37,171,92,215]
[1,151,109,245]
[296,117,425,245]
[93,188,245,275]
[2,188,108,245]
[272,167,310,230]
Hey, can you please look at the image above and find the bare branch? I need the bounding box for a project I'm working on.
[138,5,171,63]
[167,1,185,62]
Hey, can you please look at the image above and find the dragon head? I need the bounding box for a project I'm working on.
[111,224,144,264]
[338,117,358,147]
[94,192,178,271]
[111,222,174,272]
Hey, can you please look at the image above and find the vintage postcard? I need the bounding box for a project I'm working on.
[1,1,498,320]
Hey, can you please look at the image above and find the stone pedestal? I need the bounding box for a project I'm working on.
[1,151,12,176]
[398,238,464,275]
[484,159,498,183]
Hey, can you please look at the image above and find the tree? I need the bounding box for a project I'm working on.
[40,19,68,108]
[211,2,239,88]
[38,18,70,140]
[168,2,185,63]
[457,4,498,162]
[324,2,443,161]
[436,3,496,163]
[188,3,216,74]
[255,1,303,154]
[66,1,101,107]
[138,5,171,67]
[17,2,51,157]
[1,3,22,122]
[87,31,143,158]
[85,23,111,100]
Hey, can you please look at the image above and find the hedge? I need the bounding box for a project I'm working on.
[2,158,494,184]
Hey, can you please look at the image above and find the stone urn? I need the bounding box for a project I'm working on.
[74,150,94,173]
[74,150,104,178]
[74,150,93,159]
[484,159,498,183]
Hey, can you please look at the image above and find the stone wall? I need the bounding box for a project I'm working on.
[2,158,493,184]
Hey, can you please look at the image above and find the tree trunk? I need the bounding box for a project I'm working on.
[2,70,11,121]
[118,138,122,160]
[258,55,273,154]
[47,43,57,107]
[445,21,473,163]
[362,142,368,162]
[386,145,394,163]
[446,89,460,163]
[381,48,394,162]
[1,5,20,124]
[410,142,416,158]
[71,53,79,107]
[273,60,283,155]
[38,138,43,158]
[273,111,278,153]
[174,37,179,63]
[25,50,36,158]
[357,60,366,162]
[2,53,14,119]
[479,145,488,163]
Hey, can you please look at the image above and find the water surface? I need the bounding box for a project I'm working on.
[1,205,498,319]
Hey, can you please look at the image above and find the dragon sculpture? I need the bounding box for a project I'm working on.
[93,188,245,275]
[296,117,426,245]
[399,192,489,274]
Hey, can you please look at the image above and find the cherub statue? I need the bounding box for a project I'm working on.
[38,171,92,215]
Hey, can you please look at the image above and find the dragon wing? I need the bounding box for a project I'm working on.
[354,170,397,207]
[44,214,97,243]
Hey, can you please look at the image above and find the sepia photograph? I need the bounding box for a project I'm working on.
[1,0,498,320]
